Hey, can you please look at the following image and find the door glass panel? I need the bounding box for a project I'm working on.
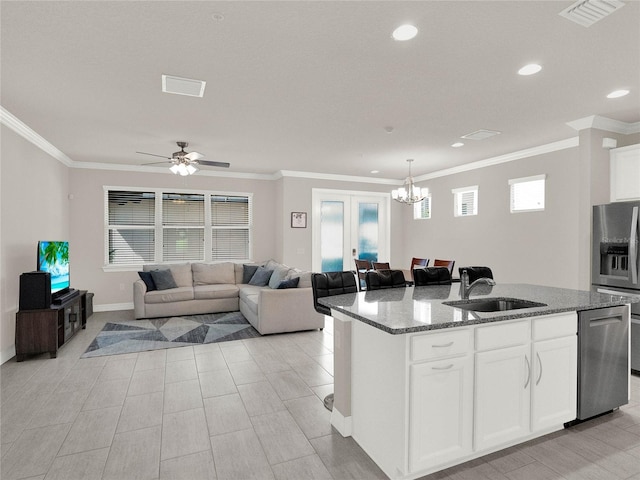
[321,201,344,272]
[358,202,379,263]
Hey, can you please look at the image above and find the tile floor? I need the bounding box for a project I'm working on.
[1,310,639,480]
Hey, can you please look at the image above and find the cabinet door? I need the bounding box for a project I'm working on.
[409,356,473,472]
[475,345,530,451]
[611,144,640,202]
[531,336,577,431]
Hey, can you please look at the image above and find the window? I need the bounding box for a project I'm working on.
[509,174,546,213]
[452,186,478,217]
[105,187,252,267]
[414,195,432,219]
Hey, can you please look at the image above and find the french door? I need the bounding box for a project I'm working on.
[312,189,390,273]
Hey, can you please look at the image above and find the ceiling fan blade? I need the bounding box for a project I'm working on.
[136,151,172,159]
[141,160,174,166]
[197,160,231,168]
[185,151,204,161]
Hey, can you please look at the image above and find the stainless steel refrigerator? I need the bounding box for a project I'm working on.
[592,201,640,374]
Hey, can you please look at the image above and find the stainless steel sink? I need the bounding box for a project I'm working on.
[443,297,547,312]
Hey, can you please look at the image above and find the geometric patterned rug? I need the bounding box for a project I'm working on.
[81,311,261,358]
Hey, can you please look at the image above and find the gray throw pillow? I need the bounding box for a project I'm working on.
[242,264,259,284]
[248,267,273,286]
[277,277,299,289]
[138,271,157,291]
[150,269,177,290]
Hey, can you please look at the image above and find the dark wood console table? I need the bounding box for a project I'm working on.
[15,290,88,361]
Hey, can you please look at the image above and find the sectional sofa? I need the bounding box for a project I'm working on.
[133,260,325,335]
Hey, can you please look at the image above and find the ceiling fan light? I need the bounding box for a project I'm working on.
[170,164,180,174]
[186,164,198,175]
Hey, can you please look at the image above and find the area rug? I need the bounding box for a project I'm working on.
[82,311,261,358]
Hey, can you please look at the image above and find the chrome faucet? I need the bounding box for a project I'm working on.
[460,270,496,300]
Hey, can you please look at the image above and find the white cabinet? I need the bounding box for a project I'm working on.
[474,344,531,450]
[409,356,473,472]
[611,144,640,202]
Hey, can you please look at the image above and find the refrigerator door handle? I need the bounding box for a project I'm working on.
[631,206,638,285]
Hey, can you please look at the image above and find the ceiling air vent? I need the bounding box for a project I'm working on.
[162,75,206,98]
[460,129,502,141]
[559,0,625,27]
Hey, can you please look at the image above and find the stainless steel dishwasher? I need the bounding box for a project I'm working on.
[577,305,630,420]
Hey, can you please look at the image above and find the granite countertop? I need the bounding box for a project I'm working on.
[318,283,640,334]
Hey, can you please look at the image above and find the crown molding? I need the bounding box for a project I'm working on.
[415,137,579,182]
[0,106,74,166]
[566,115,640,135]
[278,169,401,185]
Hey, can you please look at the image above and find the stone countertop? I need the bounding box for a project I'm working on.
[318,283,640,334]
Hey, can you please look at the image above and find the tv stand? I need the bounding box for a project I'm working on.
[53,288,79,304]
[15,290,88,361]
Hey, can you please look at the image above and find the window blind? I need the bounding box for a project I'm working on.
[509,175,546,212]
[452,186,478,217]
[163,193,204,225]
[212,229,249,260]
[108,229,155,264]
[163,228,204,262]
[414,195,431,219]
[108,191,155,225]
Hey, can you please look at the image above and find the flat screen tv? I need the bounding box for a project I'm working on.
[37,241,70,297]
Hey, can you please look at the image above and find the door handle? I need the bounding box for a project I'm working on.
[524,355,531,389]
[536,352,542,386]
[352,248,357,257]
[630,206,638,285]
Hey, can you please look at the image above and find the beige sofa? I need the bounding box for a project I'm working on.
[133,260,324,335]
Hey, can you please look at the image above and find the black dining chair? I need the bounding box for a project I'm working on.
[354,259,372,291]
[413,266,452,286]
[364,269,407,290]
[458,266,494,283]
[311,271,358,411]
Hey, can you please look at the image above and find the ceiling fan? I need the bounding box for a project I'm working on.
[137,141,230,175]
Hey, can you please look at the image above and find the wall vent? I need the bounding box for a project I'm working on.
[460,129,502,141]
[559,0,625,27]
[162,75,206,97]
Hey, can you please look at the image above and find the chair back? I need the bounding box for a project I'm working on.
[365,269,407,290]
[410,257,429,280]
[372,262,391,270]
[458,266,494,283]
[311,271,358,315]
[354,259,372,291]
[413,267,452,286]
[433,259,455,275]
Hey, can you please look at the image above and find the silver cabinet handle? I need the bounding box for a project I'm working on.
[432,342,454,348]
[524,355,531,389]
[631,206,638,285]
[432,364,454,370]
[536,352,542,386]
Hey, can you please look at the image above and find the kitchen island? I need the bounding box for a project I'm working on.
[319,283,637,480]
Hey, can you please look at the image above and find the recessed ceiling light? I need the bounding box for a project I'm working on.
[518,64,542,76]
[392,24,418,41]
[451,142,464,148]
[371,170,380,174]
[607,89,629,99]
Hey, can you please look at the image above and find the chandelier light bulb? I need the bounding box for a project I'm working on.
[391,159,426,205]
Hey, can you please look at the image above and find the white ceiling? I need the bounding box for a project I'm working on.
[2,1,639,180]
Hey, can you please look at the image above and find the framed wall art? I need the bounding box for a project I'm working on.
[291,212,307,228]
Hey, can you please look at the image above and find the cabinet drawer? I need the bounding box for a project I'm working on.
[476,320,529,351]
[411,329,471,362]
[532,313,576,341]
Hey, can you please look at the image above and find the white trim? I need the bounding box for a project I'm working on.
[508,174,547,185]
[331,407,353,437]
[566,115,640,135]
[94,302,134,312]
[0,106,74,166]
[417,138,579,182]
[279,170,401,185]
[451,185,478,195]
[0,345,16,365]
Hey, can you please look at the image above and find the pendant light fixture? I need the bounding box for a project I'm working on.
[391,159,427,204]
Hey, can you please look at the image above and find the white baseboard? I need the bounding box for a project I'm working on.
[331,408,352,437]
[94,302,134,312]
[1,345,16,365]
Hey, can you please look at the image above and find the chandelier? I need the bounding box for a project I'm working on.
[391,159,427,204]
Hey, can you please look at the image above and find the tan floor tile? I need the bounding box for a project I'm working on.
[204,393,252,436]
[161,408,210,460]
[82,377,129,410]
[199,368,237,398]
[102,425,162,480]
[117,391,164,433]
[44,447,110,480]
[160,449,217,480]
[271,454,333,480]
[128,367,165,396]
[59,406,121,455]
[210,428,274,480]
[251,410,315,465]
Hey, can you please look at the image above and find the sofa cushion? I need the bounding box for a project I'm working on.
[278,277,299,289]
[150,269,177,290]
[268,265,292,289]
[143,263,192,287]
[242,264,259,284]
[249,267,273,286]
[138,271,157,291]
[288,268,312,288]
[194,284,240,300]
[192,262,235,285]
[144,286,194,304]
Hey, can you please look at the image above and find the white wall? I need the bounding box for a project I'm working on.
[0,126,70,363]
[403,147,582,288]
[68,168,278,309]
